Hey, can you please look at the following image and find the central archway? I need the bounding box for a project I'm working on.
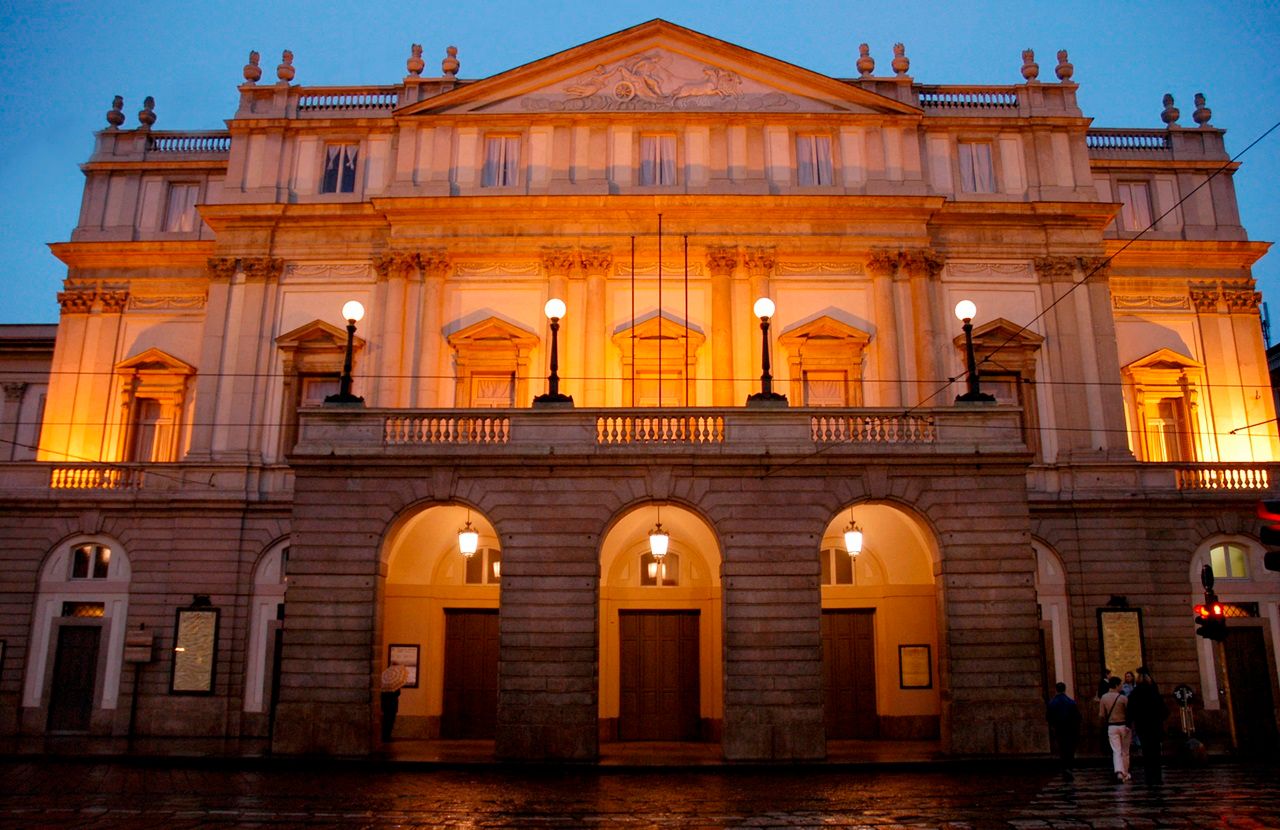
[599,502,722,743]
[380,503,500,741]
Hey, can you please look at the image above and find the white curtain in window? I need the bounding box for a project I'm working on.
[483,136,520,187]
[639,134,676,185]
[796,135,833,186]
[958,142,995,193]
[163,184,199,232]
[1117,182,1153,232]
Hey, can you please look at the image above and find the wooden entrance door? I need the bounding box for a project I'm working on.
[1223,626,1279,755]
[821,609,878,738]
[442,609,499,739]
[47,625,101,732]
[619,610,700,741]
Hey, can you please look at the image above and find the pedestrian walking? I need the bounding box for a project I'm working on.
[380,664,408,743]
[1045,682,1081,779]
[1099,676,1131,782]
[1126,666,1168,785]
[1097,668,1113,699]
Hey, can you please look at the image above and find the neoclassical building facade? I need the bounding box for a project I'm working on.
[2,20,1278,760]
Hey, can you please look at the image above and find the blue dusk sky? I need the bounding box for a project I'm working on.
[1,1,1277,328]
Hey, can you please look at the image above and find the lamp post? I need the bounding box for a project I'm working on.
[325,300,365,405]
[746,297,787,406]
[954,299,995,403]
[533,298,573,406]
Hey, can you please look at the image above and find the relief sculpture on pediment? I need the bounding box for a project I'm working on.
[522,51,795,112]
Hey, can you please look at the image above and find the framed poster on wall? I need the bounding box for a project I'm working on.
[170,600,220,695]
[899,644,932,689]
[1097,607,1145,682]
[388,643,419,688]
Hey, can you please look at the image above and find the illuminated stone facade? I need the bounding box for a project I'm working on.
[2,21,1278,759]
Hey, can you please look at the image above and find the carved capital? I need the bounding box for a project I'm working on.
[705,245,739,276]
[1224,289,1261,314]
[99,291,129,313]
[864,249,899,278]
[57,290,96,314]
[742,246,776,277]
[540,245,577,277]
[206,257,238,282]
[1076,256,1110,281]
[417,247,451,279]
[899,249,945,278]
[579,246,613,277]
[1033,256,1077,281]
[240,257,284,282]
[1189,284,1220,313]
[3,382,27,402]
[373,251,418,280]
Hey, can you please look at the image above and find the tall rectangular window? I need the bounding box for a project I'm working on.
[321,144,358,193]
[1117,181,1153,232]
[639,134,677,186]
[796,134,834,186]
[958,141,995,193]
[163,183,199,232]
[482,136,520,187]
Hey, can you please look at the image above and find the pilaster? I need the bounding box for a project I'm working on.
[580,247,612,407]
[1034,256,1092,459]
[1,382,26,461]
[900,249,945,405]
[187,257,237,461]
[866,250,902,407]
[215,257,282,463]
[706,246,739,407]
[373,252,417,408]
[418,248,450,408]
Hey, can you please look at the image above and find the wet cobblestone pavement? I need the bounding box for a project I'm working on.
[1,759,1277,828]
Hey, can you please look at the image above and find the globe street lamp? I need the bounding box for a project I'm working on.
[325,300,365,405]
[746,297,787,406]
[954,299,995,403]
[533,298,573,406]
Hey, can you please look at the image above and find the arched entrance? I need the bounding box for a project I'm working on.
[820,503,939,740]
[381,504,500,741]
[599,502,722,743]
[1033,540,1075,698]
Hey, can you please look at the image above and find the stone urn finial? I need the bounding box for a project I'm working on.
[856,42,875,77]
[407,43,425,77]
[137,96,156,128]
[442,45,459,77]
[891,42,909,76]
[1193,92,1212,127]
[243,50,262,84]
[1055,49,1073,82]
[277,49,295,84]
[1161,93,1179,126]
[1021,49,1039,82]
[106,95,125,129]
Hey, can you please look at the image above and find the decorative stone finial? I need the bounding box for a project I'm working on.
[243,50,262,84]
[441,45,459,77]
[856,42,874,77]
[1055,49,1073,82]
[891,42,909,76]
[137,96,156,128]
[1161,93,1179,126]
[106,95,125,129]
[1193,92,1212,127]
[407,43,425,77]
[277,49,295,84]
[1021,49,1039,82]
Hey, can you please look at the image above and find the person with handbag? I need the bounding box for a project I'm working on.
[1099,675,1131,782]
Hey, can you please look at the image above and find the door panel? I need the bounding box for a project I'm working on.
[48,626,101,732]
[442,609,499,739]
[822,609,878,738]
[1223,626,1279,756]
[619,611,700,741]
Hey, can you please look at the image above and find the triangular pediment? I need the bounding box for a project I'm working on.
[276,319,365,352]
[954,318,1046,349]
[612,311,706,346]
[1124,347,1202,374]
[779,315,871,347]
[115,347,195,375]
[447,316,539,349]
[400,20,919,117]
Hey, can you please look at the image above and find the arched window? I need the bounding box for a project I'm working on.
[640,551,679,586]
[463,547,502,584]
[819,547,855,585]
[1209,542,1250,580]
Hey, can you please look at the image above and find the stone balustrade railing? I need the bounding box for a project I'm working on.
[50,464,143,490]
[1085,129,1172,152]
[385,414,511,444]
[1029,461,1279,499]
[146,132,232,154]
[296,87,400,116]
[1174,464,1272,491]
[597,414,726,445]
[916,86,1020,111]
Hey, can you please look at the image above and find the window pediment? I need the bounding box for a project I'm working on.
[611,312,706,354]
[115,347,195,377]
[276,319,365,373]
[446,316,539,352]
[954,317,1043,373]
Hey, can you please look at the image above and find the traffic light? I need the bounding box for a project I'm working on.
[1194,593,1228,641]
[1258,500,1280,572]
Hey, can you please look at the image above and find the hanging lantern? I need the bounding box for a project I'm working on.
[843,519,863,558]
[458,515,479,558]
[648,522,669,560]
